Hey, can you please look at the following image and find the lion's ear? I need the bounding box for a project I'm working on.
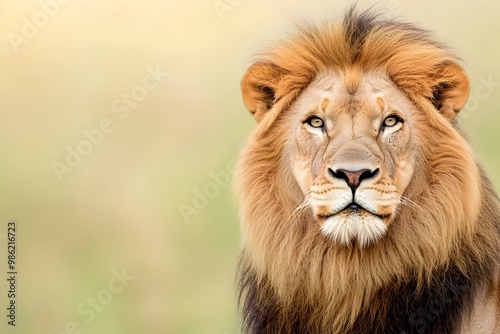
[431,61,470,120]
[241,62,285,122]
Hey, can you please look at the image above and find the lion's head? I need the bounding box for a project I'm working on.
[236,8,500,334]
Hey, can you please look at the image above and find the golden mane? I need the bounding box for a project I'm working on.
[236,7,500,334]
[242,8,469,125]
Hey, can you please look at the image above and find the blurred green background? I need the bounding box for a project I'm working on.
[0,0,498,333]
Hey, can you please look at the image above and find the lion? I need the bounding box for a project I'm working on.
[235,8,500,334]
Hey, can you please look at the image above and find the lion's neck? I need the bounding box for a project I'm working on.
[239,246,492,334]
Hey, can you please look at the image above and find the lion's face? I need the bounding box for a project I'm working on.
[286,72,418,247]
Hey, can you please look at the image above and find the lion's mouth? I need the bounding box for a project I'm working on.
[316,201,390,247]
[318,202,389,220]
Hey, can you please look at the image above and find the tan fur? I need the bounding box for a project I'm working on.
[236,9,500,333]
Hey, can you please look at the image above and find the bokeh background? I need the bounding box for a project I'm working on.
[0,0,498,333]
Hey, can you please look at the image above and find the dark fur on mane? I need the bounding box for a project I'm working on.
[239,238,495,334]
[239,264,475,334]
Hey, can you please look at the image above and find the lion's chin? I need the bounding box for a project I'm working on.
[320,211,387,248]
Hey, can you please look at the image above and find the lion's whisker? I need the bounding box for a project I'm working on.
[284,196,313,224]
[398,195,421,211]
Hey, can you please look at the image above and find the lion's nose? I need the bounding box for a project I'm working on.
[328,168,379,193]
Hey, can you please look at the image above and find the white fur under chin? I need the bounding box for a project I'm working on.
[320,214,387,247]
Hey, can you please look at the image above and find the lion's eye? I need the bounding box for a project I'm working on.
[383,116,400,127]
[306,117,324,128]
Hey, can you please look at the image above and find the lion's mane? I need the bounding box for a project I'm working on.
[235,8,500,334]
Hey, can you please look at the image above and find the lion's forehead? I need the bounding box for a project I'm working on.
[298,71,409,121]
